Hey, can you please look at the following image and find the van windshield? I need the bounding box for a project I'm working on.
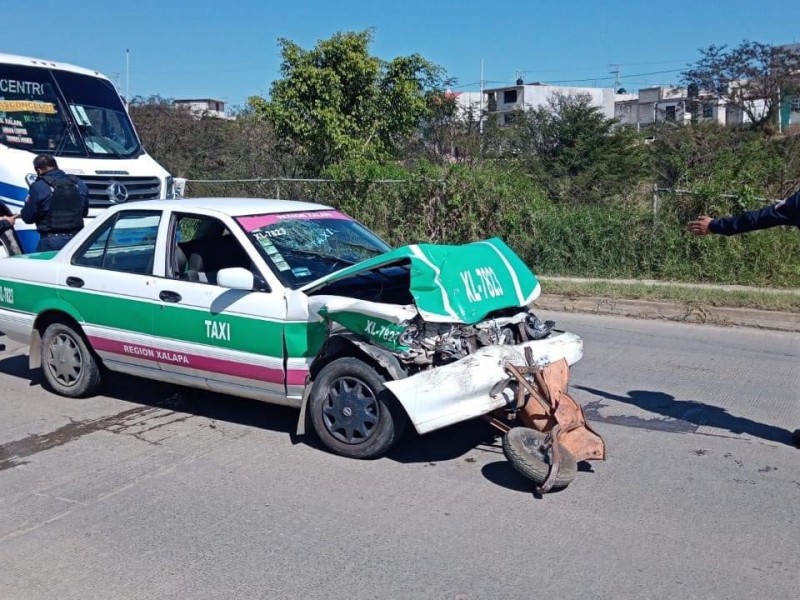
[0,64,141,158]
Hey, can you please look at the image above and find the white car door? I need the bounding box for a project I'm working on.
[61,209,161,374]
[150,212,298,405]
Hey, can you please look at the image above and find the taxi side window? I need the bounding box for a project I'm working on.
[73,211,161,275]
[171,213,255,285]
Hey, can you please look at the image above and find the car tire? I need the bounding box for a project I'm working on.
[502,427,577,490]
[309,357,407,459]
[41,322,103,398]
[0,234,12,259]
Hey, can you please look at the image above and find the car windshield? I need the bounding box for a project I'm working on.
[0,64,141,157]
[52,70,141,157]
[236,210,391,289]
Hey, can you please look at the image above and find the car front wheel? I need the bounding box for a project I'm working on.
[41,322,102,397]
[309,357,407,459]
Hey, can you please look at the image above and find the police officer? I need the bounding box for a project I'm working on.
[688,189,800,449]
[20,154,89,252]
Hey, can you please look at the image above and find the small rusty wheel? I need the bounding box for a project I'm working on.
[502,427,577,490]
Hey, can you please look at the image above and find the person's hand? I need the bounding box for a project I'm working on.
[688,216,713,236]
[1,214,16,225]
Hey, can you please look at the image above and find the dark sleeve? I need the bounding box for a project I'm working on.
[0,219,9,233]
[774,190,800,225]
[20,181,47,224]
[709,195,795,235]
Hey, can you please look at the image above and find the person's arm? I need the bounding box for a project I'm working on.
[0,215,14,232]
[708,202,791,235]
[19,183,43,225]
[688,191,799,236]
[773,189,800,223]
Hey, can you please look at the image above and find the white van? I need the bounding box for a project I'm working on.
[0,52,173,255]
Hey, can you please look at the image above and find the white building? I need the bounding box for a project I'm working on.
[447,91,483,120]
[173,98,233,120]
[484,82,617,124]
[615,85,773,130]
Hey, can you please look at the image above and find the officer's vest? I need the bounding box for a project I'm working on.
[40,174,84,233]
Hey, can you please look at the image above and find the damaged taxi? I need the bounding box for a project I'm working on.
[0,198,584,459]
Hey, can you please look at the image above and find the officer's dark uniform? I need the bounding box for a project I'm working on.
[710,190,800,234]
[21,169,89,252]
[707,189,800,449]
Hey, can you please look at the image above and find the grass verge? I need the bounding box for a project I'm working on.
[538,278,800,313]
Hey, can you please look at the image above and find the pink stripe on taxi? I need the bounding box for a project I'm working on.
[237,210,349,231]
[89,337,308,386]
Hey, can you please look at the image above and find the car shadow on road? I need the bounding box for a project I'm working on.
[0,351,575,472]
[387,418,504,464]
[0,351,309,440]
[0,353,41,386]
[577,385,794,446]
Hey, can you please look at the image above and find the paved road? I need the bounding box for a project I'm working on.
[0,312,798,600]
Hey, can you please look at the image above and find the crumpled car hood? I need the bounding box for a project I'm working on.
[303,237,540,325]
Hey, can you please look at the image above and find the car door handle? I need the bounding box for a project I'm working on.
[66,277,84,288]
[159,290,182,303]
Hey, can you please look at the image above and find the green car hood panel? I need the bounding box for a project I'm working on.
[304,238,540,325]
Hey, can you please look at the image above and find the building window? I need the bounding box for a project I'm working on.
[487,92,497,112]
[702,104,714,118]
[503,113,517,125]
[790,97,800,112]
[503,90,518,104]
[664,105,676,121]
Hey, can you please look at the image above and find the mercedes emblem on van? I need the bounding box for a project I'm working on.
[106,181,129,203]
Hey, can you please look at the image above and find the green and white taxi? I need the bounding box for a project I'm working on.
[0,198,583,458]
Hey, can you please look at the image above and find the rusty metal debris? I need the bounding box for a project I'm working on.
[487,347,606,492]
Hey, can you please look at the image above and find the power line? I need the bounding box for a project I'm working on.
[515,59,692,76]
[539,68,684,85]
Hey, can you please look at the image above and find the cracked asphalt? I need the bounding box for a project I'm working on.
[1,311,798,600]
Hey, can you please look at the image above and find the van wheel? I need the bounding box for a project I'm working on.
[41,322,103,397]
[0,235,12,258]
[309,357,407,459]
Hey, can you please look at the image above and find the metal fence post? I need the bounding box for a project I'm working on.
[652,183,659,217]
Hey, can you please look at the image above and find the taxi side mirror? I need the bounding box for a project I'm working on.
[216,267,254,291]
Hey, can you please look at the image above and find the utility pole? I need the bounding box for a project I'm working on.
[609,63,621,90]
[126,49,130,104]
[479,59,484,134]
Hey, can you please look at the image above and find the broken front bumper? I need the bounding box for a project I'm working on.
[385,331,583,435]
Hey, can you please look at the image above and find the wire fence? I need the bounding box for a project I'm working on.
[650,184,777,215]
[180,177,781,218]
[179,177,414,203]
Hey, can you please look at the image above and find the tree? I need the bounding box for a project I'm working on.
[249,30,449,175]
[504,93,648,204]
[682,41,800,134]
[129,96,285,196]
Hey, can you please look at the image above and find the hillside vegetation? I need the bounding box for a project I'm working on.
[130,32,800,287]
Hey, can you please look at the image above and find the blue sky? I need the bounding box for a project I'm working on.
[3,0,798,109]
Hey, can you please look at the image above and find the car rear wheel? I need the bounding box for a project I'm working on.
[309,357,407,459]
[41,322,102,397]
